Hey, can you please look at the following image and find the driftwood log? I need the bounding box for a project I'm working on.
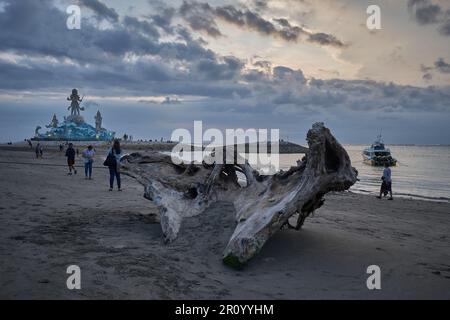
[121,122,358,269]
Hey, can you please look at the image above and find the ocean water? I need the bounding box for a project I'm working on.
[167,145,450,202]
[278,145,450,202]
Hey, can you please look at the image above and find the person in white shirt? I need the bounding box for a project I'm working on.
[82,145,95,179]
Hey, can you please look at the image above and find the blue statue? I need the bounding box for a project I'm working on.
[33,89,115,141]
[67,89,84,116]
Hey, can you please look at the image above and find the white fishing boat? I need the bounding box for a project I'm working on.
[362,135,397,166]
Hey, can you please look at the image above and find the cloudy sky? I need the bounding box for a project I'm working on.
[0,0,449,144]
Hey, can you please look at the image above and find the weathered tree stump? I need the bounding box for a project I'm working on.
[121,122,358,269]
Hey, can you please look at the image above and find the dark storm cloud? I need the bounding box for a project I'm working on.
[273,18,343,47]
[148,7,176,34]
[434,57,450,73]
[253,60,272,72]
[273,18,291,28]
[407,0,441,24]
[0,0,120,62]
[242,69,266,82]
[195,56,245,80]
[419,58,450,79]
[80,0,119,22]
[123,16,160,39]
[179,2,345,47]
[0,59,55,90]
[240,9,279,36]
[0,0,253,100]
[179,1,222,37]
[298,78,450,114]
[422,73,433,81]
[407,0,450,36]
[214,5,245,26]
[273,66,306,82]
[272,17,305,41]
[0,0,216,64]
[307,32,345,48]
[215,5,345,47]
[253,0,269,11]
[0,54,253,100]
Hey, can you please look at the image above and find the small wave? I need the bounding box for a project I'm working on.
[392,192,450,202]
[350,188,372,194]
[350,188,449,203]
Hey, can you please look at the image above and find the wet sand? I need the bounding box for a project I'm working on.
[0,146,449,299]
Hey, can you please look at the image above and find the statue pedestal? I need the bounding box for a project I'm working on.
[34,114,115,141]
[66,115,85,125]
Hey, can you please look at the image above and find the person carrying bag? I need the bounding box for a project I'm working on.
[104,140,123,191]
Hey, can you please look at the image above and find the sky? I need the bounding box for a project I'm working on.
[0,0,449,144]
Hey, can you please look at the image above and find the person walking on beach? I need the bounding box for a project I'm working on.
[35,143,42,159]
[106,139,123,191]
[65,143,77,175]
[82,145,95,180]
[377,163,393,200]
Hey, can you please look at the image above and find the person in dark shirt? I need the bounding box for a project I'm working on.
[35,143,41,159]
[107,139,123,191]
[65,143,77,175]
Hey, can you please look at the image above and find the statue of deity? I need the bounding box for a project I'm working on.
[46,114,59,129]
[95,110,102,132]
[67,89,84,116]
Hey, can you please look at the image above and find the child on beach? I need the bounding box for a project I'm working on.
[65,143,77,175]
[377,163,393,200]
[82,145,95,180]
[106,139,123,191]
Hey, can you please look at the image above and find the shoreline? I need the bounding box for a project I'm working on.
[1,144,448,204]
[349,189,450,203]
[0,158,447,203]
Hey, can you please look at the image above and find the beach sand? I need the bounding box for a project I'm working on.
[0,146,449,299]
